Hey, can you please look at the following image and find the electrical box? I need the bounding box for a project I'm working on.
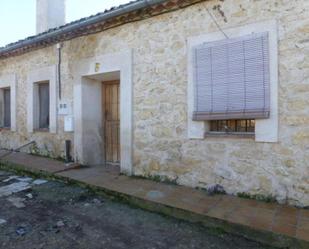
[58,100,72,115]
[64,116,74,132]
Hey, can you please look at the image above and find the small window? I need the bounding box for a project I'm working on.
[3,88,11,128]
[38,83,49,129]
[210,119,255,133]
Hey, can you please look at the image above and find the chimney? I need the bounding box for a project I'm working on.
[36,0,66,34]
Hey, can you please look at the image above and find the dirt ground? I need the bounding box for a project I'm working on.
[0,170,274,249]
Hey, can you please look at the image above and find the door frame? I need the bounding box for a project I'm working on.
[73,50,133,175]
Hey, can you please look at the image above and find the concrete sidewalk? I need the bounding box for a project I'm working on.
[0,150,308,249]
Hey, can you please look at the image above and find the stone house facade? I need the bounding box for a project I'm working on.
[0,0,308,207]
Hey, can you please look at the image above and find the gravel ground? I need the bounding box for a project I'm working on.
[0,170,274,249]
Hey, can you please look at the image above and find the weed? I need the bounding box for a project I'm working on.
[237,192,277,203]
[131,174,178,185]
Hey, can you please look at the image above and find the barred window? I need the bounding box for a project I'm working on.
[210,119,255,133]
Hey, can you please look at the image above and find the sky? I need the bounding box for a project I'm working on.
[0,0,131,47]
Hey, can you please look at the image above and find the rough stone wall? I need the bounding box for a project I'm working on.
[0,0,308,206]
[0,47,74,158]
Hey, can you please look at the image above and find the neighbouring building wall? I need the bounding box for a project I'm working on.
[0,0,308,206]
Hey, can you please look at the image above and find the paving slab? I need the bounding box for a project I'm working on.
[0,178,275,249]
[0,151,67,173]
[0,152,308,249]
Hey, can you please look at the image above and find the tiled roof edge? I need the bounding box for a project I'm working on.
[0,0,205,59]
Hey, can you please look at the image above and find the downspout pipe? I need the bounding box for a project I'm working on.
[0,0,167,55]
[56,43,62,100]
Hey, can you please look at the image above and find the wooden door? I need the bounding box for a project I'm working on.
[103,81,120,164]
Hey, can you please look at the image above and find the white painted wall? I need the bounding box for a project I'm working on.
[80,77,103,165]
[73,50,133,174]
[36,0,66,34]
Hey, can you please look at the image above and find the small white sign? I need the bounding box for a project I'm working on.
[64,116,74,132]
[58,101,71,115]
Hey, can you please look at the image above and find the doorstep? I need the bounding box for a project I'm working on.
[0,151,308,249]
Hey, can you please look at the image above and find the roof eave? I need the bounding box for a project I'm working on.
[0,0,205,59]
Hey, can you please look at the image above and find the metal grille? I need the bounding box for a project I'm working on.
[193,32,270,121]
[210,119,255,133]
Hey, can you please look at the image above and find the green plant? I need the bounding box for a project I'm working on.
[237,192,277,203]
[131,174,178,185]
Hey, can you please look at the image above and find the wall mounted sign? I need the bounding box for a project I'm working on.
[95,63,100,72]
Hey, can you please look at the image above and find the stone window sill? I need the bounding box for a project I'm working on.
[34,128,50,133]
[0,127,11,132]
[205,132,255,139]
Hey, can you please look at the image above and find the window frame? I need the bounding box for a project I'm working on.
[0,74,16,132]
[187,20,278,142]
[27,65,57,134]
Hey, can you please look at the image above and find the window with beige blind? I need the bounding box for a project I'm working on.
[193,32,270,134]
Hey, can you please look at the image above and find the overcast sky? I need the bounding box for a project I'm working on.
[0,0,130,47]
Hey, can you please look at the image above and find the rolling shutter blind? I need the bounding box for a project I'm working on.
[193,32,270,121]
